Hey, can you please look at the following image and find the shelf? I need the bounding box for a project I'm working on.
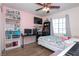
[5,38,21,50]
[5,9,21,50]
[6,38,20,43]
[5,45,20,50]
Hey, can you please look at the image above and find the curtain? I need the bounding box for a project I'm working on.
[65,15,71,36]
[50,18,54,35]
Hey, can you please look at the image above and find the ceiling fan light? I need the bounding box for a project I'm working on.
[42,7,50,12]
[42,7,47,11]
[46,7,50,10]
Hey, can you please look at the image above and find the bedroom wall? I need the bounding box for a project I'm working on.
[45,6,79,37]
[42,16,48,22]
[0,5,5,55]
[0,7,2,56]
[20,10,42,33]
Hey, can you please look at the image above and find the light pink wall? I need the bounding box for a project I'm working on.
[21,11,35,29]
[0,7,2,55]
[20,10,41,33]
[42,16,47,22]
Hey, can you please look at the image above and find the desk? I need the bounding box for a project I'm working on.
[21,34,36,48]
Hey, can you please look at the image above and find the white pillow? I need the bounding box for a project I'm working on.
[64,39,76,44]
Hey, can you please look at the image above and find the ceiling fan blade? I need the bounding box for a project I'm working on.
[36,3,43,6]
[49,6,60,9]
[44,3,46,7]
[35,8,43,11]
[46,3,51,5]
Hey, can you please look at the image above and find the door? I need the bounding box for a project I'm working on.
[0,6,5,56]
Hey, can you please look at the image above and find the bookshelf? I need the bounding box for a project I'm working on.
[42,21,50,36]
[4,9,21,50]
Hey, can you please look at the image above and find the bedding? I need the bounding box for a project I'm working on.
[61,36,71,41]
[38,35,78,56]
[38,35,79,56]
[64,38,79,44]
[38,35,68,51]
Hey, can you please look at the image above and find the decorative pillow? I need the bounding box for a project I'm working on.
[61,36,71,41]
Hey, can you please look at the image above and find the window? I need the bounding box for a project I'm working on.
[52,17,66,35]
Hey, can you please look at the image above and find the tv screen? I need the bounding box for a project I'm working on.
[34,17,42,24]
[24,29,32,34]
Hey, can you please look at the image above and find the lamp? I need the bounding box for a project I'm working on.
[42,7,50,12]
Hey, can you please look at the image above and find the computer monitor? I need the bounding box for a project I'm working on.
[24,29,32,35]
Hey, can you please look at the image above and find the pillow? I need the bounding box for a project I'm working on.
[61,36,71,41]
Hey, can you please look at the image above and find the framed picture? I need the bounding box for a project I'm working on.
[6,9,20,20]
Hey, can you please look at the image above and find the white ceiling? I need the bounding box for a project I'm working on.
[3,3,79,17]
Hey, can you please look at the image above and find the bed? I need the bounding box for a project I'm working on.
[38,35,76,53]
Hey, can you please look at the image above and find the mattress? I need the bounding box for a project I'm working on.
[38,36,67,50]
[38,39,64,51]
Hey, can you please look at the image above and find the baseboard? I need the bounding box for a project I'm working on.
[5,45,20,51]
[24,39,36,45]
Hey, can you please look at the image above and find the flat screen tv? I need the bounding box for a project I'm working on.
[34,17,42,24]
[24,29,32,34]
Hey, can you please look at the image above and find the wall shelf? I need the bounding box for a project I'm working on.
[4,8,21,50]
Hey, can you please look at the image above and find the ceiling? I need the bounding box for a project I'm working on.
[0,4,2,7]
[3,3,79,17]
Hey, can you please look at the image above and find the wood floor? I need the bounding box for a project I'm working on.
[2,43,54,56]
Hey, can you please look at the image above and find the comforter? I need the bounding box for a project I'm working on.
[38,35,67,51]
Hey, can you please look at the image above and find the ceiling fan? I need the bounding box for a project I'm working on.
[35,3,60,13]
